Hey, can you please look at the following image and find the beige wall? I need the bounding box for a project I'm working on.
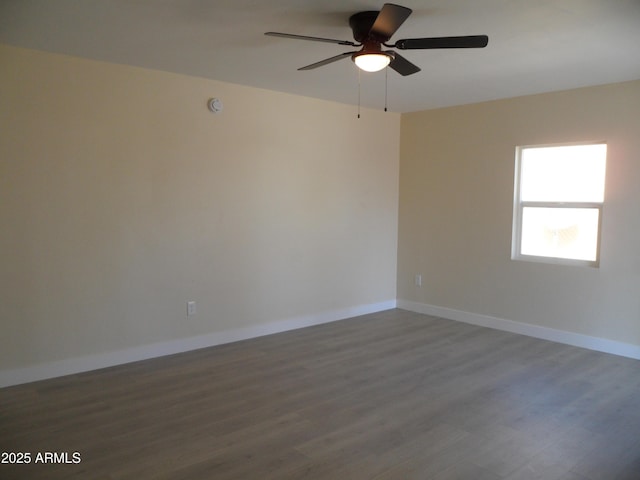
[398,80,640,346]
[0,45,400,372]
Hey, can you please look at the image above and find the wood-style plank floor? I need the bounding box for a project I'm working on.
[1,309,639,479]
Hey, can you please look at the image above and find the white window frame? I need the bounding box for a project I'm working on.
[511,142,606,268]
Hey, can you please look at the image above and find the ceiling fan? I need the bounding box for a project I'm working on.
[265,3,488,76]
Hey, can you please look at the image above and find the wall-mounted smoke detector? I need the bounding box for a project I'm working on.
[207,98,223,113]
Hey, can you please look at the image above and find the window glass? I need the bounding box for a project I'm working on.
[520,144,606,202]
[513,143,606,266]
[521,207,600,261]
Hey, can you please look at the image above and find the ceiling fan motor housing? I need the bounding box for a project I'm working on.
[349,11,384,42]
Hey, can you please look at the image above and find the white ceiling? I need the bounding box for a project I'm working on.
[2,0,640,113]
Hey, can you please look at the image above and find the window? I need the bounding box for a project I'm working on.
[512,143,607,267]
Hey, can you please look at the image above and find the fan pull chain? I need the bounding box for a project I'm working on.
[357,68,361,119]
[384,66,388,112]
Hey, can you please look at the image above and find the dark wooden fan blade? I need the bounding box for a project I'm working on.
[388,52,421,76]
[370,3,412,41]
[265,32,357,46]
[298,52,355,70]
[394,35,489,50]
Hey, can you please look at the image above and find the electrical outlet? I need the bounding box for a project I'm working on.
[415,274,422,287]
[187,301,197,316]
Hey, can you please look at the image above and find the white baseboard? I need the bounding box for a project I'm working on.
[397,299,640,361]
[0,300,397,388]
